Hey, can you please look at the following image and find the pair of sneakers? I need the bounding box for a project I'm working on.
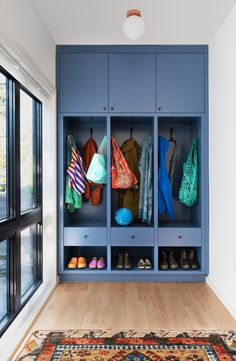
[137,259,152,269]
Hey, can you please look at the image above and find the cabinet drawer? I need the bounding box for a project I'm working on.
[111,228,154,246]
[64,227,107,246]
[158,228,201,246]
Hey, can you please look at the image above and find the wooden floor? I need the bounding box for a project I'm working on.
[12,282,236,360]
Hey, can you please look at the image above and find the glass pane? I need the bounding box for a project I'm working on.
[21,225,37,299]
[0,240,8,321]
[20,90,36,212]
[0,73,8,220]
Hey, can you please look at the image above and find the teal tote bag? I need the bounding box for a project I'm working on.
[86,136,107,184]
[179,137,199,206]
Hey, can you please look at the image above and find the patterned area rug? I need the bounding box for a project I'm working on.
[16,330,236,360]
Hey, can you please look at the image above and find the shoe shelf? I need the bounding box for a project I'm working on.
[158,247,202,272]
[111,246,154,272]
[64,246,107,271]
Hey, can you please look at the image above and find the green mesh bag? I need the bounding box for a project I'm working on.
[179,137,198,206]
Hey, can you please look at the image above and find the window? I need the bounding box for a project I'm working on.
[0,240,8,323]
[0,73,8,220]
[0,66,42,336]
[20,90,37,212]
[21,225,38,300]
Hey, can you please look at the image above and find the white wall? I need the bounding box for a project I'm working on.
[0,0,55,87]
[207,3,236,319]
[0,2,57,360]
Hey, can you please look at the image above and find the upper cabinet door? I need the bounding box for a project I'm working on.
[109,54,155,112]
[59,53,108,113]
[156,53,205,113]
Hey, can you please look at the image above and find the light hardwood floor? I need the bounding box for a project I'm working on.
[12,282,236,360]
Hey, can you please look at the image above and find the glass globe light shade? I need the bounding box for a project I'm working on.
[123,9,145,40]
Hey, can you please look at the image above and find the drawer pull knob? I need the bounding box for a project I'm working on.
[131,235,135,239]
[158,106,162,111]
[103,106,107,111]
[84,235,88,238]
[178,235,183,239]
[110,106,114,111]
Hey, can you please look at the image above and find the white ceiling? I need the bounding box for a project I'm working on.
[33,0,236,44]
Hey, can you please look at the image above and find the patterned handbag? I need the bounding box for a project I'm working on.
[179,137,199,206]
[111,137,138,189]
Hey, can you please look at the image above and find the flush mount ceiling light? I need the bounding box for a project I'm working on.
[123,9,145,40]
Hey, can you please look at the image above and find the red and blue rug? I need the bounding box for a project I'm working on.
[16,330,236,360]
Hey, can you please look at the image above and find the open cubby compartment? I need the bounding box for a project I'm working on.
[64,116,107,227]
[111,246,154,271]
[158,116,202,228]
[158,246,202,272]
[64,246,107,271]
[111,116,154,227]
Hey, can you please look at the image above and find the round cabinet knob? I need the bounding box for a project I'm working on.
[178,235,183,239]
[84,234,88,239]
[158,106,162,111]
[131,235,135,239]
[103,106,107,111]
[110,106,114,111]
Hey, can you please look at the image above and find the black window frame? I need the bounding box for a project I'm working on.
[0,65,43,337]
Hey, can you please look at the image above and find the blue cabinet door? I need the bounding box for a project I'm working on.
[156,53,205,113]
[109,54,155,112]
[59,53,108,113]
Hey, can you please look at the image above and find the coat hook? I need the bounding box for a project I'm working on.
[169,128,174,141]
[130,127,133,139]
[90,128,93,138]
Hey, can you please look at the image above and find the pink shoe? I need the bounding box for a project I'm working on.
[89,257,97,269]
[97,257,105,269]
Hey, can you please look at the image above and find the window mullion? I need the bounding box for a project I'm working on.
[14,84,21,222]
[8,79,16,219]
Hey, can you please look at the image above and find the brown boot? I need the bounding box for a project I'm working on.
[188,249,200,269]
[180,249,190,270]
[169,251,178,270]
[116,253,123,269]
[124,252,132,269]
[159,250,169,270]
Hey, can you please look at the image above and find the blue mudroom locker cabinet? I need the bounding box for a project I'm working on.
[57,45,208,281]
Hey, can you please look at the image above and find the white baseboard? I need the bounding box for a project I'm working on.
[206,277,236,320]
[0,280,58,361]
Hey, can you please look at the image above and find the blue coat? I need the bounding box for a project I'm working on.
[158,135,174,219]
